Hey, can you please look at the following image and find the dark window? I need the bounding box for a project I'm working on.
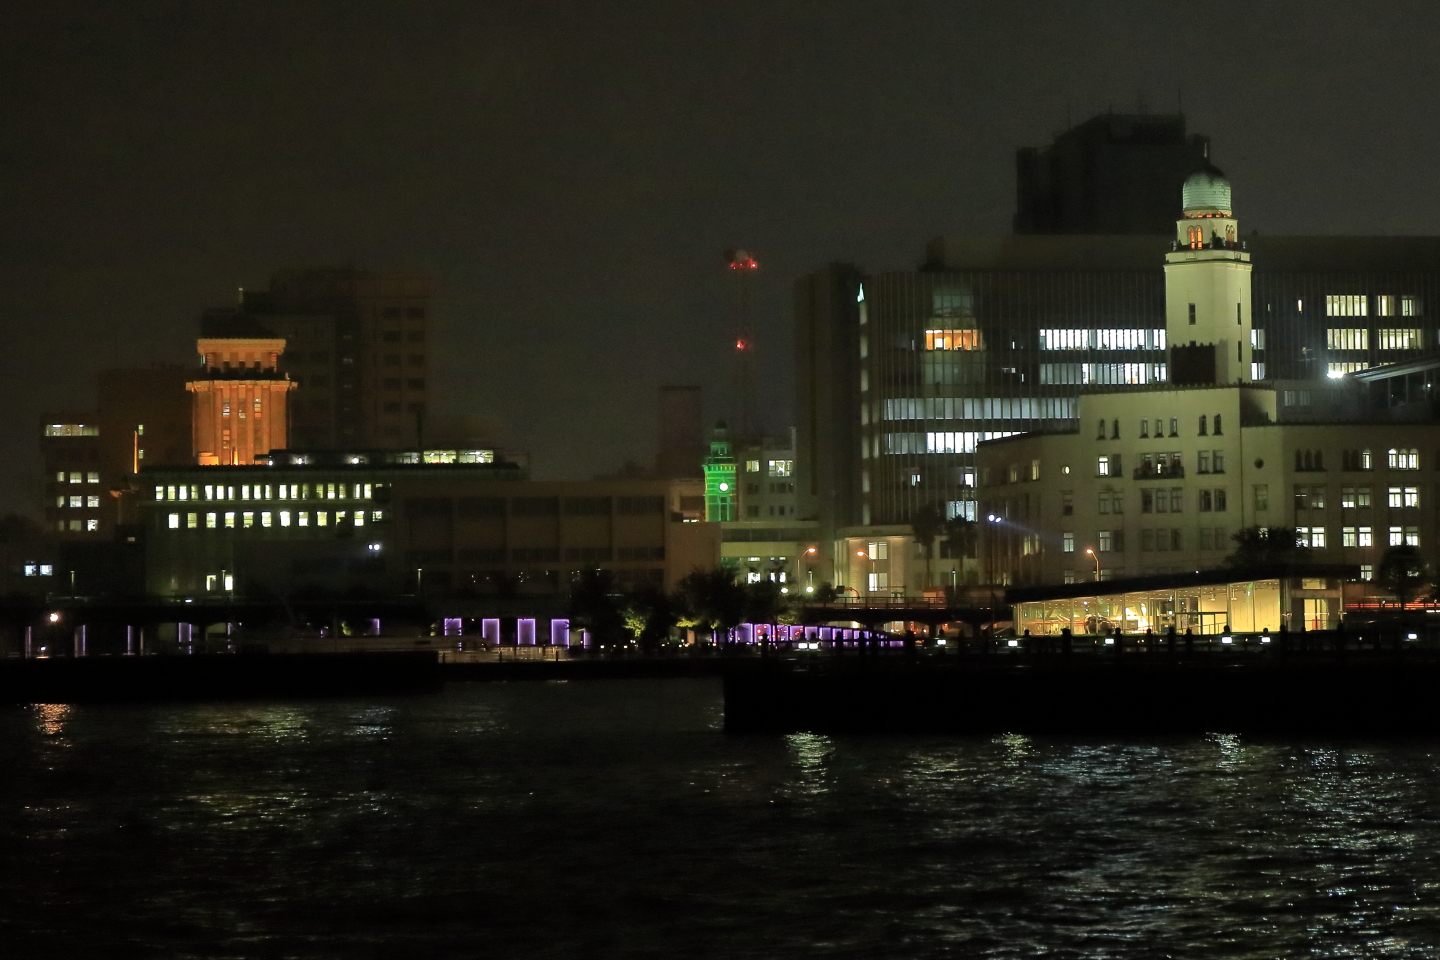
[617,495,665,514]
[382,331,401,342]
[383,378,401,389]
[564,546,613,561]
[406,548,451,564]
[456,547,506,563]
[407,378,425,390]
[408,354,425,366]
[617,545,665,560]
[564,496,612,515]
[511,546,560,562]
[383,401,401,413]
[406,307,425,319]
[382,307,401,319]
[405,497,452,519]
[407,330,424,342]
[457,497,506,518]
[511,497,559,517]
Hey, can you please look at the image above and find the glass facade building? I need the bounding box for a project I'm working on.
[798,236,1440,547]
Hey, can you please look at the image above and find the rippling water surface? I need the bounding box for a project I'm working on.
[5,679,1440,957]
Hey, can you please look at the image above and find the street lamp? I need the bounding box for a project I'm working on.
[1085,547,1100,581]
[857,549,875,593]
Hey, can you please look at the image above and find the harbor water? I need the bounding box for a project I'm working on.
[3,678,1440,957]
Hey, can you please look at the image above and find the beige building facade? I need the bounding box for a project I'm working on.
[978,384,1440,585]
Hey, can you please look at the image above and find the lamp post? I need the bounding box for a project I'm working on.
[1085,547,1100,582]
[857,549,874,594]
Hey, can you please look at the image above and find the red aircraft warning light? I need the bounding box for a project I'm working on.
[725,248,759,270]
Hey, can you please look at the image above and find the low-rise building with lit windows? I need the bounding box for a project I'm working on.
[976,382,1440,586]
[140,449,716,599]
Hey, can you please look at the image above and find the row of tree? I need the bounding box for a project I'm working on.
[567,568,799,653]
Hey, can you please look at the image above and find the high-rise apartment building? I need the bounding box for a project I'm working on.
[215,268,433,450]
[1014,113,1210,235]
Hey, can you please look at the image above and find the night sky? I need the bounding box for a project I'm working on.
[3,1,1439,515]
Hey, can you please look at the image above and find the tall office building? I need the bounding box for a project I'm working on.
[1014,113,1210,235]
[797,116,1440,591]
[213,267,433,450]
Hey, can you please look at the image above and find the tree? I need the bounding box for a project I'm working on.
[674,568,747,647]
[910,502,945,592]
[743,578,789,625]
[568,569,627,651]
[622,584,678,656]
[1378,545,1430,608]
[941,514,978,589]
[1224,526,1299,568]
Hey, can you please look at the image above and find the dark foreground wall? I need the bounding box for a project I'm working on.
[725,659,1440,735]
[0,652,442,704]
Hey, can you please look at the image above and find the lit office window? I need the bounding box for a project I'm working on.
[206,513,217,529]
[167,513,180,529]
[924,329,983,351]
[1325,295,1368,317]
[1377,328,1423,350]
[1326,328,1368,350]
[186,513,198,529]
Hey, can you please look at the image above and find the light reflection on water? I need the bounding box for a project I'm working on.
[3,679,1440,958]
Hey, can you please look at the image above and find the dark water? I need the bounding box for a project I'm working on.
[4,680,1440,958]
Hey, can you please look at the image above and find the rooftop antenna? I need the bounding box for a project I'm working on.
[724,248,760,440]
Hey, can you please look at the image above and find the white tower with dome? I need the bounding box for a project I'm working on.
[1163,164,1253,383]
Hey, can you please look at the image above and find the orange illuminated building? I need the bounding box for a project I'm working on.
[188,338,297,465]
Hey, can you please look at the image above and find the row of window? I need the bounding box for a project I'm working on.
[1038,363,1167,385]
[1325,295,1421,317]
[1098,415,1222,441]
[1295,485,1422,509]
[220,399,265,418]
[155,483,377,502]
[1054,524,1421,555]
[54,471,101,484]
[56,519,99,532]
[1039,329,1167,351]
[166,510,383,530]
[882,397,1078,422]
[884,432,1020,455]
[55,496,101,509]
[1326,328,1425,351]
[743,459,794,476]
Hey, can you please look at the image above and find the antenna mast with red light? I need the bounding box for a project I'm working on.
[725,248,760,440]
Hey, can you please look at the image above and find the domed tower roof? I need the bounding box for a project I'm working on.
[1182,164,1232,217]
